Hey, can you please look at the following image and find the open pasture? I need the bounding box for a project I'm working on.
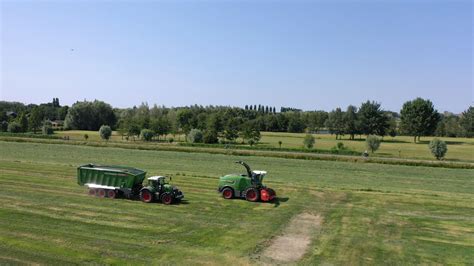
[0,141,473,264]
[55,130,474,162]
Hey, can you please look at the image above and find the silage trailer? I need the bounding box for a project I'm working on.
[77,164,183,204]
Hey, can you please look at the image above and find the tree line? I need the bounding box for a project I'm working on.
[1,98,472,143]
[0,99,68,134]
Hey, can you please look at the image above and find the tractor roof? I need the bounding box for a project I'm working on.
[148,176,166,181]
[252,170,267,175]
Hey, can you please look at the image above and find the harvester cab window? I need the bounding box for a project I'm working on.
[251,171,266,184]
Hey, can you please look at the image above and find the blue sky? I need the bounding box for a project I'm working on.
[1,0,472,113]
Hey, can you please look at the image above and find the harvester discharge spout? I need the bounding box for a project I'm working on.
[235,161,252,178]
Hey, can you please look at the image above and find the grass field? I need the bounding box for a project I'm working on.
[55,130,474,162]
[0,141,473,264]
[260,132,474,162]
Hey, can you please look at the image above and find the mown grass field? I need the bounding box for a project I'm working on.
[56,130,474,162]
[0,141,473,264]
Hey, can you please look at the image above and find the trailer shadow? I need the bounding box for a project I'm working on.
[96,195,188,205]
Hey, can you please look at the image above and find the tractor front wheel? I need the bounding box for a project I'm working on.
[222,188,234,199]
[260,188,276,202]
[140,190,153,203]
[245,188,260,202]
[161,193,173,205]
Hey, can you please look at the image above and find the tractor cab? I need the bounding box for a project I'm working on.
[250,170,267,187]
[147,176,168,190]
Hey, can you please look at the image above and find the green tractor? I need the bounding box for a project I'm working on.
[218,161,276,202]
[77,164,183,205]
[140,176,184,204]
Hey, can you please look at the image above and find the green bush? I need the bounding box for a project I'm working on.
[203,130,219,144]
[8,122,22,133]
[1,121,9,132]
[41,121,54,135]
[99,125,112,141]
[331,142,347,152]
[42,125,54,135]
[429,138,447,160]
[84,134,89,141]
[303,134,315,149]
[141,129,154,141]
[187,129,203,143]
[336,142,345,150]
[366,135,381,153]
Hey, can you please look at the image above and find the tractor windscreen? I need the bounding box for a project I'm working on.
[255,173,265,184]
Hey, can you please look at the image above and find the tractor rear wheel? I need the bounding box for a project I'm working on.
[161,193,173,205]
[222,188,234,199]
[107,190,116,199]
[97,189,106,198]
[245,188,260,202]
[140,190,153,203]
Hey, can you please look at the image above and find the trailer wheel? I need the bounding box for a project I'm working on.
[161,193,173,205]
[244,188,260,202]
[97,189,106,198]
[140,190,153,203]
[222,187,234,199]
[107,190,116,199]
[88,188,96,196]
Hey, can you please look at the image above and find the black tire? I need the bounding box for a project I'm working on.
[161,192,173,205]
[140,190,154,203]
[222,187,234,199]
[244,187,260,202]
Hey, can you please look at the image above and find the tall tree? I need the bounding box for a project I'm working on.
[64,100,116,130]
[326,108,345,139]
[135,103,150,129]
[240,120,261,145]
[18,112,28,132]
[358,101,388,136]
[224,117,240,142]
[459,106,473,137]
[166,109,179,137]
[400,98,440,142]
[150,116,171,140]
[176,109,194,135]
[286,112,305,133]
[343,105,358,140]
[28,107,43,134]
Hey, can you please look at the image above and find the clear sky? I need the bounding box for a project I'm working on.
[1,0,472,113]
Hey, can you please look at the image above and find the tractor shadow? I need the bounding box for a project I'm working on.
[175,199,189,205]
[272,197,289,208]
